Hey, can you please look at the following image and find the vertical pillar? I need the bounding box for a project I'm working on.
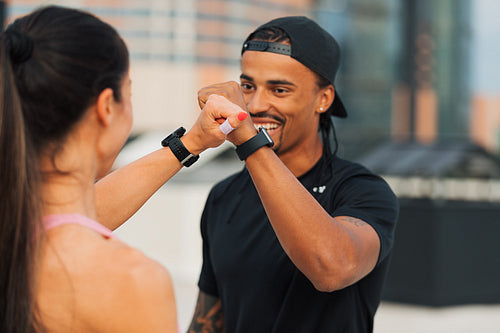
[392,0,438,144]
[0,1,6,30]
[392,0,418,142]
[414,32,437,143]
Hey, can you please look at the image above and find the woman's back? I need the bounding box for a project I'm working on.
[0,7,177,331]
[37,217,178,332]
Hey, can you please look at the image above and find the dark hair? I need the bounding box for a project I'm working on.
[0,5,129,332]
[246,27,339,160]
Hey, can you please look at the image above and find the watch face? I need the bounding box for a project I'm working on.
[161,127,186,147]
[260,128,274,146]
[161,127,198,167]
[235,128,275,160]
[174,127,186,137]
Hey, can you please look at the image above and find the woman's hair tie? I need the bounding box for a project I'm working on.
[5,27,34,64]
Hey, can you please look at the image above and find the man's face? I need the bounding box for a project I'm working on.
[240,50,325,158]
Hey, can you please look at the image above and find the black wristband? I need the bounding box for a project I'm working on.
[235,127,274,161]
[161,127,199,167]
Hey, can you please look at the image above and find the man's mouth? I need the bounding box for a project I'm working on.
[252,114,284,136]
[254,123,279,131]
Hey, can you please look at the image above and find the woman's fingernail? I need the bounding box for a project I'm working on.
[238,112,248,121]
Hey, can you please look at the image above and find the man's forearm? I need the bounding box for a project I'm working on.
[187,292,224,333]
[244,147,380,291]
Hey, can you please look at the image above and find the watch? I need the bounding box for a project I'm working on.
[235,127,274,161]
[161,127,199,167]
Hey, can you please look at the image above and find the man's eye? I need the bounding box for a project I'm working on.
[241,83,253,91]
[274,88,287,93]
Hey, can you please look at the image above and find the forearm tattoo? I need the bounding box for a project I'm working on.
[187,292,224,333]
[336,216,368,227]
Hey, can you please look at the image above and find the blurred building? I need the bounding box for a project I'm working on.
[3,0,311,132]
[3,0,499,158]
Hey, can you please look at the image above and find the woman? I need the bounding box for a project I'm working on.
[0,5,246,332]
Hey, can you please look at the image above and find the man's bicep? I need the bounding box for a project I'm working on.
[187,290,224,333]
[334,215,380,276]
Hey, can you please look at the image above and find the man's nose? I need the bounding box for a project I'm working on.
[246,89,269,115]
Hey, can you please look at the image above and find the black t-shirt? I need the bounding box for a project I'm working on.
[198,155,399,333]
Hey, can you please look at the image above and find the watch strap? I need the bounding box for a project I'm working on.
[235,128,274,161]
[161,127,199,167]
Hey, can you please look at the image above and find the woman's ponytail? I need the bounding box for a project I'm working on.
[0,29,43,333]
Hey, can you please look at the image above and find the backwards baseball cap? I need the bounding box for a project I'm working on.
[242,16,347,118]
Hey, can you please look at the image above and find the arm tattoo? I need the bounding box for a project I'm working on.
[187,292,224,333]
[336,216,368,227]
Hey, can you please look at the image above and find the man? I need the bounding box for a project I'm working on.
[188,16,399,333]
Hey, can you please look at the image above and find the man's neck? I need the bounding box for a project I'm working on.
[279,140,324,178]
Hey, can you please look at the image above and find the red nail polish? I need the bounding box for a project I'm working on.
[238,112,248,121]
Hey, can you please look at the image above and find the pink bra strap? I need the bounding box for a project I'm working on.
[42,214,117,239]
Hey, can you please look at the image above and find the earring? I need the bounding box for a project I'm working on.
[319,107,324,111]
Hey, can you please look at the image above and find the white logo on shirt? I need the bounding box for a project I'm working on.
[312,185,326,194]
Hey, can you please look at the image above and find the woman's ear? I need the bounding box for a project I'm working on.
[317,85,335,114]
[95,88,115,127]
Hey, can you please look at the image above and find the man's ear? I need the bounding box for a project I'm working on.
[317,85,335,114]
[95,88,115,127]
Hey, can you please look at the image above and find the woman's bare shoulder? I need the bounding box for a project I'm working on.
[38,226,178,332]
[94,241,178,331]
